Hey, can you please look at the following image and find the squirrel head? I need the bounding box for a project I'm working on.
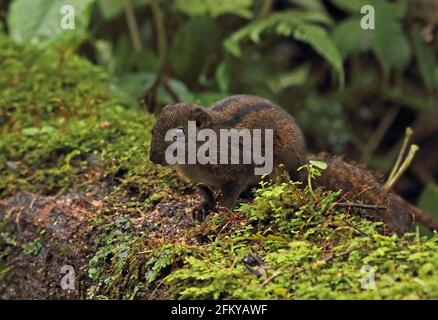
[149,103,213,165]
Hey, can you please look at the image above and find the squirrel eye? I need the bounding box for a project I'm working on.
[173,128,185,141]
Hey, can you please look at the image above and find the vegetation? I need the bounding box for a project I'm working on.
[83,168,438,299]
[0,0,437,299]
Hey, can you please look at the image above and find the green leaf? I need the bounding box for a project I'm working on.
[112,35,160,74]
[330,0,370,12]
[166,78,196,103]
[411,24,437,90]
[41,126,56,135]
[332,17,371,58]
[111,72,155,99]
[385,85,435,110]
[298,95,352,152]
[332,0,409,18]
[171,17,220,85]
[419,182,438,220]
[8,0,95,48]
[97,0,150,20]
[309,160,328,170]
[22,127,40,136]
[94,40,115,73]
[287,0,326,12]
[224,11,333,56]
[97,0,124,19]
[369,0,412,75]
[224,11,343,84]
[21,238,42,256]
[173,0,254,19]
[215,61,231,93]
[190,91,228,106]
[267,65,309,93]
[293,24,344,86]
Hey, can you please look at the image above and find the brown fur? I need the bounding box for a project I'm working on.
[310,153,414,235]
[150,95,307,211]
[150,95,435,235]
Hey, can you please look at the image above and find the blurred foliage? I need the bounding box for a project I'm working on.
[0,1,437,208]
[0,34,169,197]
[419,182,438,219]
[7,0,94,48]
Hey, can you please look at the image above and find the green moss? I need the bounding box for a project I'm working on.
[0,35,169,197]
[21,237,43,256]
[86,177,438,299]
[0,221,16,279]
[0,221,17,260]
[164,180,438,299]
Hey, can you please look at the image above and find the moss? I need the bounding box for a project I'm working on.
[1,36,437,300]
[0,221,17,258]
[21,237,43,256]
[86,177,438,299]
[0,221,16,280]
[162,180,438,299]
[0,34,175,198]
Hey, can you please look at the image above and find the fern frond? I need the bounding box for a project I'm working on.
[224,10,344,86]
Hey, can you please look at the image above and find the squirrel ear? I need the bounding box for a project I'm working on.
[192,107,212,129]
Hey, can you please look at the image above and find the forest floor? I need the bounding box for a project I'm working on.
[0,179,233,298]
[1,36,438,300]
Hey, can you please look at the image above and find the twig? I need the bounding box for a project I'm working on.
[145,0,169,113]
[334,203,386,211]
[260,264,287,288]
[151,0,167,68]
[384,144,419,191]
[362,106,400,163]
[218,209,239,236]
[387,127,413,182]
[408,202,438,231]
[162,80,179,103]
[320,249,353,264]
[260,249,353,288]
[148,280,164,300]
[258,0,274,19]
[342,219,369,237]
[123,0,142,51]
[243,254,267,277]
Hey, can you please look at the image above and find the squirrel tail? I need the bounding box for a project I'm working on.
[406,203,438,231]
[306,153,438,235]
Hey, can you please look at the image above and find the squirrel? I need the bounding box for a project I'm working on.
[150,95,438,235]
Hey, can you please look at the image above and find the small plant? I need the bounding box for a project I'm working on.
[298,160,328,198]
[21,238,42,256]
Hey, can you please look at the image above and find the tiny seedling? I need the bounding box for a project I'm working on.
[298,160,328,198]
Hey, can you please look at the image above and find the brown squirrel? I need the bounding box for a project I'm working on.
[150,95,438,235]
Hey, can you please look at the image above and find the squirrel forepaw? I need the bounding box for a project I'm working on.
[192,184,217,221]
[192,200,215,221]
